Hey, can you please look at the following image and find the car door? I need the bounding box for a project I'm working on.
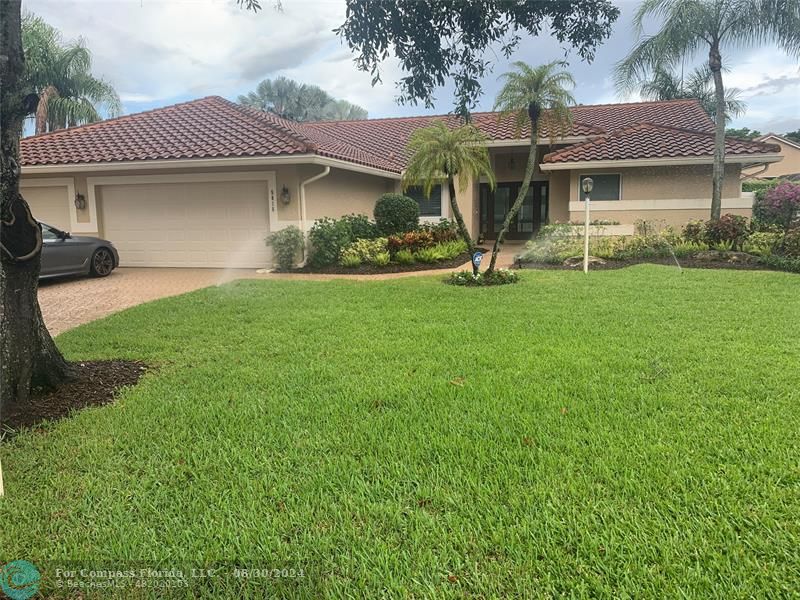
[40,224,90,276]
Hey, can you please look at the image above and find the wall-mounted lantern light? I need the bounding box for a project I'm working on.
[74,193,86,210]
[280,186,291,205]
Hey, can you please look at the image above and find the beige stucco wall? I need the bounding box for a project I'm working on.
[565,164,749,228]
[300,166,395,224]
[742,139,800,179]
[22,164,397,239]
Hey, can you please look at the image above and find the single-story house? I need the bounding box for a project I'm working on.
[20,96,781,268]
[742,133,800,180]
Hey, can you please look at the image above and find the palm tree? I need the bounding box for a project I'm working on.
[485,61,575,275]
[238,76,368,121]
[402,122,496,254]
[615,0,800,220]
[638,64,746,122]
[22,13,121,134]
[324,99,368,121]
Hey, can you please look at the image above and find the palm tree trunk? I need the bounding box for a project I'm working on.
[447,176,475,255]
[486,115,538,275]
[1,0,76,422]
[35,85,58,135]
[709,42,725,221]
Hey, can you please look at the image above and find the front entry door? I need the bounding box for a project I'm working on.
[480,181,549,240]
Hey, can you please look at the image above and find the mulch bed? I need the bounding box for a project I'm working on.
[2,360,148,434]
[293,250,485,275]
[518,256,780,272]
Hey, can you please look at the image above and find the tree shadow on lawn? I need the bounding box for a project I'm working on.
[2,360,148,436]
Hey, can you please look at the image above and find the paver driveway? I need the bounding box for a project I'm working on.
[37,268,257,336]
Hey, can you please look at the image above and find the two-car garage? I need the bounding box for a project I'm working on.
[23,172,276,269]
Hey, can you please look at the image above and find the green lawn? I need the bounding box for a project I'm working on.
[2,265,799,597]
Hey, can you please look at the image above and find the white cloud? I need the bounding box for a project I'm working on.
[22,0,800,131]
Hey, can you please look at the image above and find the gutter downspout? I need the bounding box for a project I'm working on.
[299,166,331,264]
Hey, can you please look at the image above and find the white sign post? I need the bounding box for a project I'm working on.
[582,177,594,274]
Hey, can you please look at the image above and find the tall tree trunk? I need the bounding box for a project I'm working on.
[34,85,59,135]
[1,0,75,425]
[486,105,539,275]
[447,175,475,255]
[709,41,725,221]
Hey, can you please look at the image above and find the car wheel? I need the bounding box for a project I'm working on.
[90,247,115,277]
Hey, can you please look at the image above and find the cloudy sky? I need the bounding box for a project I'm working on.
[26,0,800,133]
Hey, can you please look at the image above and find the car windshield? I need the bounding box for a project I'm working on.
[41,224,60,240]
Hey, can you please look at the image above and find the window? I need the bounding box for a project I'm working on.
[405,185,442,217]
[41,225,59,241]
[578,174,620,201]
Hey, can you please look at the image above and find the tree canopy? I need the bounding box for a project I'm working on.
[22,12,120,134]
[726,127,761,140]
[335,0,619,117]
[237,76,367,121]
[638,65,746,123]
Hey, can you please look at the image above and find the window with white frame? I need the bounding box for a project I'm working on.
[405,185,442,217]
[578,174,621,201]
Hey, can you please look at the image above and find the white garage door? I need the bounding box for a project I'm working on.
[101,180,271,268]
[23,185,71,231]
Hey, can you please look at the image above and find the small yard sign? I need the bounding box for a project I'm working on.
[471,251,483,276]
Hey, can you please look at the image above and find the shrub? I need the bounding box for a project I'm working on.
[762,182,800,231]
[435,239,469,260]
[373,252,391,266]
[340,237,389,265]
[704,214,750,251]
[308,217,353,267]
[743,231,783,257]
[419,219,460,243]
[414,246,445,263]
[682,220,706,244]
[340,254,361,268]
[743,179,779,194]
[394,249,415,264]
[387,230,435,254]
[340,213,379,240]
[266,226,304,271]
[758,254,800,273]
[781,227,800,258]
[446,268,520,286]
[374,193,419,236]
[751,179,787,230]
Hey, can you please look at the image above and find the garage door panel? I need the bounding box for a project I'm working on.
[23,186,71,231]
[101,180,271,268]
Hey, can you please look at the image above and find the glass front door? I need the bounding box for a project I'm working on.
[480,181,548,239]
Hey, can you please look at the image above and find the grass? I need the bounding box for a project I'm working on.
[1,265,799,597]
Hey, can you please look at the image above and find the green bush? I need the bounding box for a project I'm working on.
[758,254,800,273]
[340,254,361,268]
[265,225,304,271]
[781,228,800,258]
[682,220,706,244]
[373,252,391,266]
[394,249,415,264]
[704,214,750,251]
[744,231,783,257]
[341,213,379,240]
[308,217,354,267]
[446,268,520,286]
[374,193,419,236]
[435,239,469,260]
[414,246,444,263]
[418,219,460,243]
[340,237,389,265]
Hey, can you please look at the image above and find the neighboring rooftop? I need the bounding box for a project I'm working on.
[543,123,781,164]
[21,96,750,173]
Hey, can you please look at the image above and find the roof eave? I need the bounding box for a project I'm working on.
[21,154,402,179]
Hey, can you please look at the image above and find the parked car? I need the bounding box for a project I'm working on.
[40,222,119,279]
